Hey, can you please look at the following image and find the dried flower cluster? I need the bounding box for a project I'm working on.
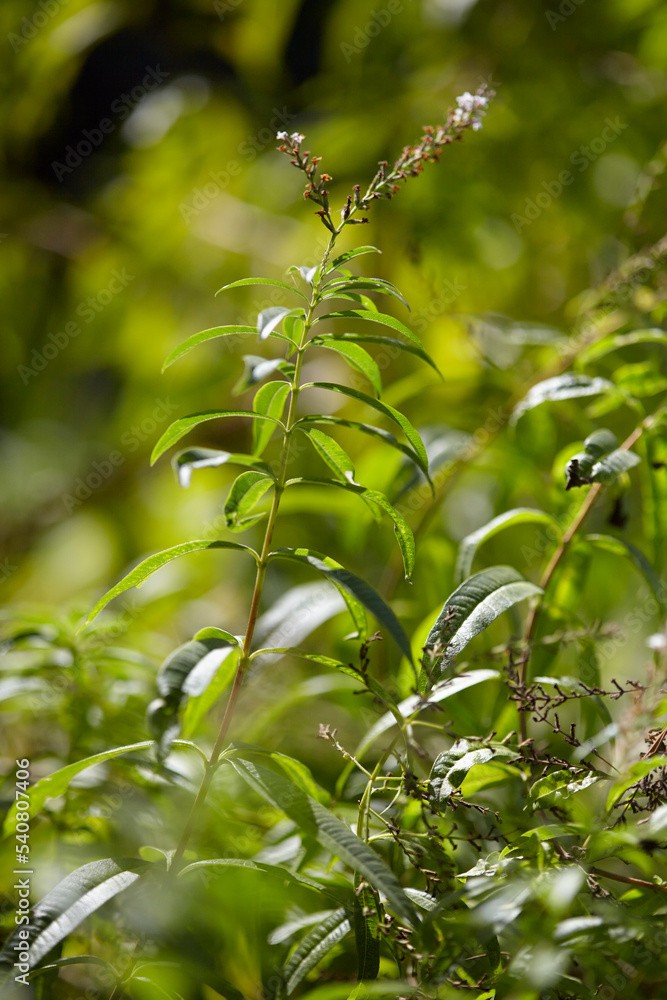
[277,83,495,234]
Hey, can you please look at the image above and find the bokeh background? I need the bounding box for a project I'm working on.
[2,0,666,615]
[2,0,667,991]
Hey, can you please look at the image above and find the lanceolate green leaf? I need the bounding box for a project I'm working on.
[224,470,274,529]
[302,382,428,474]
[425,567,542,667]
[456,508,560,583]
[150,637,237,758]
[312,332,438,374]
[162,326,294,372]
[576,328,667,367]
[253,380,291,455]
[316,339,383,397]
[430,745,495,801]
[158,637,235,701]
[268,547,413,663]
[229,756,418,927]
[162,326,255,371]
[354,884,381,982]
[182,647,239,737]
[151,411,285,465]
[299,427,357,483]
[315,310,425,352]
[511,374,614,424]
[172,447,273,488]
[0,859,150,969]
[584,534,663,604]
[82,540,258,626]
[282,908,352,995]
[2,742,153,837]
[215,276,309,303]
[589,448,640,484]
[322,278,409,311]
[297,415,424,469]
[324,246,381,274]
[287,478,415,580]
[177,858,326,896]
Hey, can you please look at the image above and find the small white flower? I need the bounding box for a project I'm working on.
[290,132,305,145]
[452,108,465,124]
[473,94,489,110]
[276,130,288,140]
[647,633,667,651]
[472,118,483,131]
[456,91,475,113]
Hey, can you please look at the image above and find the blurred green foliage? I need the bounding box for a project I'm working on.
[2,1,667,997]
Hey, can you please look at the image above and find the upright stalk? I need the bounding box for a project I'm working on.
[172,233,339,867]
[518,421,647,741]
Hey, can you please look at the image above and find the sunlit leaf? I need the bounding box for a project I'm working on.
[216,277,308,303]
[314,310,425,352]
[324,246,381,274]
[425,566,542,667]
[224,470,274,530]
[296,415,424,469]
[456,508,559,582]
[312,332,438,374]
[529,770,603,808]
[177,858,325,895]
[283,908,351,995]
[148,635,237,757]
[0,859,150,969]
[82,539,258,626]
[152,411,285,465]
[253,381,291,455]
[258,307,303,341]
[162,326,255,371]
[322,278,409,311]
[299,427,357,483]
[315,339,383,397]
[430,745,495,801]
[511,375,614,424]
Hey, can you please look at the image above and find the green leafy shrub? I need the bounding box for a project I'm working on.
[3,83,667,1000]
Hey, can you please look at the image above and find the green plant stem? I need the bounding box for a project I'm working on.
[171,232,341,868]
[518,422,646,741]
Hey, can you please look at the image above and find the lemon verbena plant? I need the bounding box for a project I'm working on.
[4,81,667,1000]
